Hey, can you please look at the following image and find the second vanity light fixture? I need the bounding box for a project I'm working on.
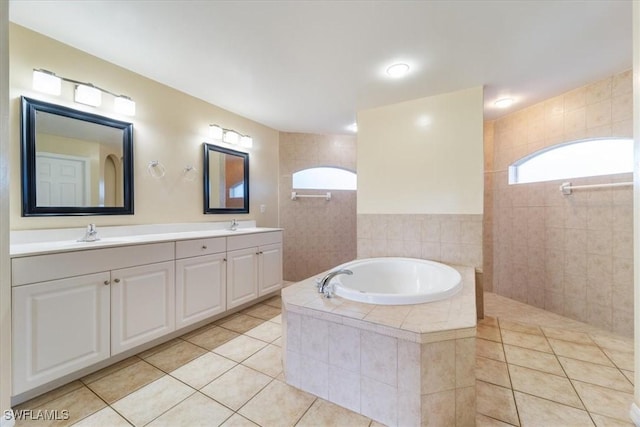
[209,124,253,148]
[32,69,136,116]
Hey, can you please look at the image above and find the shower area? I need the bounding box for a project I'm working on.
[484,69,634,337]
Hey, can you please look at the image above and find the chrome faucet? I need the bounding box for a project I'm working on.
[78,223,99,242]
[229,219,239,231]
[318,269,353,298]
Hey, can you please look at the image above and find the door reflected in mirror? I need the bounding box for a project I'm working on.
[203,143,249,214]
[21,97,134,216]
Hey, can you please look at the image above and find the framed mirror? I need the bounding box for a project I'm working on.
[21,97,134,216]
[203,143,249,214]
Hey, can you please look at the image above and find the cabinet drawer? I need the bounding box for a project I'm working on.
[227,231,282,251]
[12,242,175,286]
[176,237,226,259]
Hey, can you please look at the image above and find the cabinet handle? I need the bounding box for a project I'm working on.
[223,258,227,262]
[104,280,110,285]
[256,252,260,255]
[114,278,121,283]
[202,245,207,249]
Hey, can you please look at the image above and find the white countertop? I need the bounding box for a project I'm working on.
[10,222,282,257]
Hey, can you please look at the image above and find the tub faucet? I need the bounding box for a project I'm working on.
[318,269,353,298]
[229,219,239,231]
[78,223,99,242]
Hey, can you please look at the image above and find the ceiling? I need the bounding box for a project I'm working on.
[9,1,632,135]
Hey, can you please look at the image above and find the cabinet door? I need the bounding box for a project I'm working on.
[111,261,175,354]
[259,243,283,296]
[227,247,258,309]
[12,272,110,394]
[176,253,226,329]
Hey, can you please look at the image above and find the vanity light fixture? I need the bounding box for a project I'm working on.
[494,97,514,108]
[74,84,102,107]
[32,68,136,116]
[209,124,253,148]
[32,69,62,95]
[386,63,410,78]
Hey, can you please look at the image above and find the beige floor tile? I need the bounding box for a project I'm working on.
[200,365,272,411]
[143,339,207,372]
[170,352,237,389]
[137,338,182,359]
[477,338,506,362]
[272,337,283,347]
[31,386,106,427]
[514,391,594,427]
[503,344,565,376]
[603,348,634,371]
[573,380,634,422]
[15,380,84,411]
[476,413,517,426]
[220,413,260,427]
[214,335,269,362]
[239,380,316,427]
[71,407,130,427]
[243,303,281,320]
[591,413,635,426]
[270,314,282,324]
[369,422,387,427]
[476,357,511,388]
[183,325,239,350]
[501,329,552,353]
[558,356,633,393]
[86,359,164,403]
[478,324,502,342]
[179,322,217,340]
[548,339,613,366]
[590,334,634,354]
[296,399,370,426]
[499,319,542,336]
[111,375,194,426]
[541,327,594,345]
[262,296,282,308]
[146,392,233,427]
[219,314,267,334]
[242,344,283,378]
[245,321,282,343]
[476,380,519,426]
[478,316,499,327]
[81,356,141,385]
[508,364,583,409]
[622,370,634,385]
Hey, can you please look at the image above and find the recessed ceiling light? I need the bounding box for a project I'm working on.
[386,63,410,78]
[494,98,514,108]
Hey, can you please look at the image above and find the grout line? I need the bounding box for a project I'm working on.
[496,317,522,427]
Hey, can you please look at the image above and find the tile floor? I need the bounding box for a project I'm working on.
[12,292,636,426]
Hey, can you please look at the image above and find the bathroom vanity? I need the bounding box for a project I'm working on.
[10,223,282,402]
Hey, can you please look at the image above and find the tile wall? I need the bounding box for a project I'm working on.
[279,132,357,281]
[357,214,483,270]
[485,70,634,337]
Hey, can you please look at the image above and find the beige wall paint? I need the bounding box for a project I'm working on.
[1,0,10,419]
[357,86,484,215]
[633,0,640,414]
[9,24,280,230]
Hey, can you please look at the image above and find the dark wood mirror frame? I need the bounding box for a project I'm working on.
[203,143,249,214]
[21,96,134,216]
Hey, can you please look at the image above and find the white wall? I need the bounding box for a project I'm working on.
[356,86,484,215]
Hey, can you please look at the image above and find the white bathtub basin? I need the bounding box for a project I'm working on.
[330,257,462,305]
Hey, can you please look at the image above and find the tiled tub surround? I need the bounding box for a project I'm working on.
[279,132,357,282]
[357,214,483,270]
[282,264,477,426]
[485,69,634,337]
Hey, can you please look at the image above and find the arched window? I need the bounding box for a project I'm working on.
[292,167,357,190]
[509,138,633,184]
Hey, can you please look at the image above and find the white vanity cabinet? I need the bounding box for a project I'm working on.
[175,237,227,329]
[227,232,282,309]
[11,242,174,394]
[12,272,111,395]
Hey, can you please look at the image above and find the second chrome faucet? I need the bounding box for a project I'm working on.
[317,269,353,298]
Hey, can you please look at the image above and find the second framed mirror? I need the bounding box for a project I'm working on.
[203,143,249,214]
